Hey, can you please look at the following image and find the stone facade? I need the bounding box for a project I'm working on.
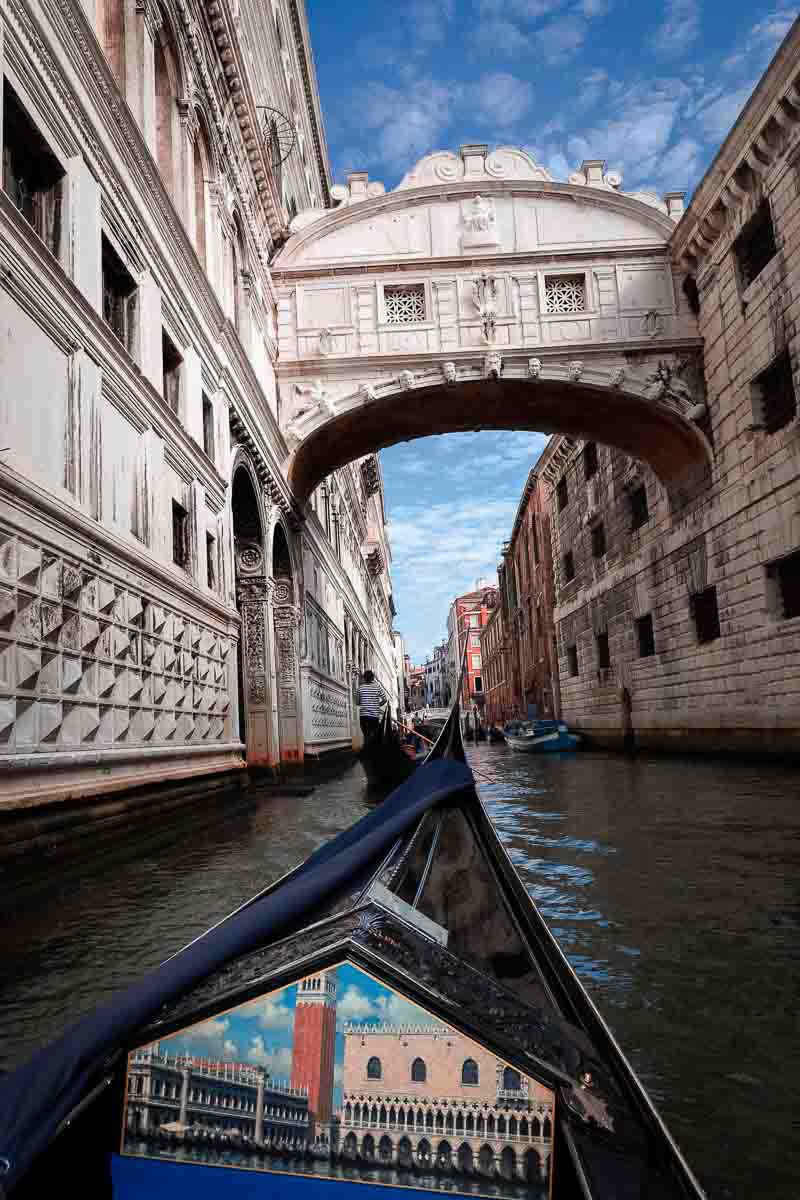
[0,0,397,807]
[340,1023,552,1180]
[542,20,800,753]
[498,465,560,722]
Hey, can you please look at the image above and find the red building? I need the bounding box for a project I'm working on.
[291,971,337,1141]
[481,603,512,727]
[499,465,560,720]
[447,586,500,716]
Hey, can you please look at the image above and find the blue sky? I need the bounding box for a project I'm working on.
[306,0,796,663]
[153,963,440,1111]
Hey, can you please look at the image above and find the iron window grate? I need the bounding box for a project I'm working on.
[545,275,586,314]
[384,283,426,324]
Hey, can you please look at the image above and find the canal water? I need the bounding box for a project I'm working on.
[1,747,798,1199]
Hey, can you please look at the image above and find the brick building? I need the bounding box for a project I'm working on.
[498,464,561,721]
[540,15,800,752]
[339,1022,552,1180]
[446,586,500,715]
[480,604,511,726]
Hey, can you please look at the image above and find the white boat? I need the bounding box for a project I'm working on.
[504,719,582,752]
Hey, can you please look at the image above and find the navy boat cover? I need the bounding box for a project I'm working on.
[0,758,473,1194]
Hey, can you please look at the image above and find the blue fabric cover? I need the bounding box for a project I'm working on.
[0,759,473,1193]
[111,1154,451,1200]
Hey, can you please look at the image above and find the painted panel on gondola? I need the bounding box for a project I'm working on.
[122,962,555,1198]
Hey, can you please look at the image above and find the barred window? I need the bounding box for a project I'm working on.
[751,350,796,435]
[545,274,586,314]
[734,200,777,291]
[384,283,426,324]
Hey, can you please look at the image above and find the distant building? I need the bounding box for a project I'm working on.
[339,1022,552,1179]
[125,1047,309,1143]
[446,587,500,715]
[480,605,511,726]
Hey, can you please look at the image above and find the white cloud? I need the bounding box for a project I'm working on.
[656,135,701,181]
[337,985,379,1025]
[248,994,295,1032]
[471,73,533,128]
[246,1038,293,1078]
[223,1040,239,1059]
[652,0,700,56]
[353,77,460,168]
[190,1017,230,1040]
[408,0,455,45]
[696,85,755,142]
[470,17,532,55]
[579,0,611,15]
[479,0,565,17]
[536,14,588,63]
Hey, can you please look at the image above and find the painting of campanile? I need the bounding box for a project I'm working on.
[122,963,554,1198]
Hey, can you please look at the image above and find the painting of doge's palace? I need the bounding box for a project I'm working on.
[122,962,554,1197]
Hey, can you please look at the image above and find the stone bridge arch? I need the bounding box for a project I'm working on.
[271,144,710,507]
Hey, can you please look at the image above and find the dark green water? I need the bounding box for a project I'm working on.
[2,748,798,1198]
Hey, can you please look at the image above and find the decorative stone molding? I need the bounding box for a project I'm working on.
[229,412,299,524]
[442,361,457,385]
[398,370,415,391]
[472,272,499,343]
[528,358,542,379]
[397,144,553,190]
[484,351,502,380]
[567,361,584,382]
[359,383,377,402]
[360,456,381,497]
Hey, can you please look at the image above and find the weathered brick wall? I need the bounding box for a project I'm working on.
[550,84,800,751]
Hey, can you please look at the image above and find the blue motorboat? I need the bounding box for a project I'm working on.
[504,718,582,752]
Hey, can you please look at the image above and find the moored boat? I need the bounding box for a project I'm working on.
[0,696,704,1200]
[504,719,582,752]
[359,705,423,790]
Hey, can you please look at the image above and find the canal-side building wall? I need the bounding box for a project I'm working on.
[543,22,800,753]
[499,462,561,722]
[480,604,511,726]
[0,0,397,810]
[339,1023,552,1180]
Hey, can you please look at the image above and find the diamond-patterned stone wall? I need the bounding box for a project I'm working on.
[0,527,234,755]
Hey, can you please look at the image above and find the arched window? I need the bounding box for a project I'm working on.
[192,117,213,269]
[367,1057,381,1080]
[154,19,182,202]
[461,1059,479,1085]
[503,1067,521,1091]
[411,1058,426,1083]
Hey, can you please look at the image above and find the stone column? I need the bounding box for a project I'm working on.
[138,269,163,391]
[182,344,203,447]
[66,349,101,516]
[271,582,304,766]
[179,1064,190,1126]
[255,1072,265,1143]
[236,561,274,768]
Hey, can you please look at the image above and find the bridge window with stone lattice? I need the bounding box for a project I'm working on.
[384,283,426,324]
[544,275,586,314]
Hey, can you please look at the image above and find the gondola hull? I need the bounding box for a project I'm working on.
[358,707,422,790]
[1,694,705,1200]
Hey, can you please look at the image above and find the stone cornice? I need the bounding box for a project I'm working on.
[273,178,677,270]
[273,243,673,283]
[671,16,800,271]
[0,467,240,630]
[288,0,332,207]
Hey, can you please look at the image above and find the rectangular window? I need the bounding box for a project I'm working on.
[596,630,610,670]
[545,274,586,314]
[473,676,483,692]
[556,476,569,512]
[206,532,217,591]
[691,586,721,644]
[531,517,540,563]
[767,550,800,620]
[591,522,607,559]
[172,500,189,569]
[583,441,598,480]
[384,283,426,324]
[2,81,65,259]
[102,235,138,357]
[470,634,480,647]
[751,350,796,435]
[629,483,650,531]
[563,550,575,582]
[202,394,215,461]
[734,200,777,290]
[567,644,578,676]
[636,613,655,657]
[469,614,479,628]
[472,654,482,669]
[162,330,183,414]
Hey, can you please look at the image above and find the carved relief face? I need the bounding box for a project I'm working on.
[528,357,542,379]
[442,361,457,384]
[398,370,415,391]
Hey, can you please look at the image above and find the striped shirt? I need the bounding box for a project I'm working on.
[357,680,388,719]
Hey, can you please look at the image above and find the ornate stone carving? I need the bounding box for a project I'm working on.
[484,351,502,380]
[528,357,542,379]
[472,272,499,343]
[442,361,457,385]
[318,328,333,355]
[360,456,381,497]
[359,383,377,402]
[398,370,415,391]
[611,367,626,388]
[567,361,584,382]
[640,310,665,338]
[645,360,696,409]
[236,540,264,575]
[292,380,333,420]
[272,577,294,606]
[465,194,495,235]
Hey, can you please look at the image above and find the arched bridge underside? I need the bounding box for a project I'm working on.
[287,366,712,507]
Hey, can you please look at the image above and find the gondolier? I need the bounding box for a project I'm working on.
[356,669,388,743]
